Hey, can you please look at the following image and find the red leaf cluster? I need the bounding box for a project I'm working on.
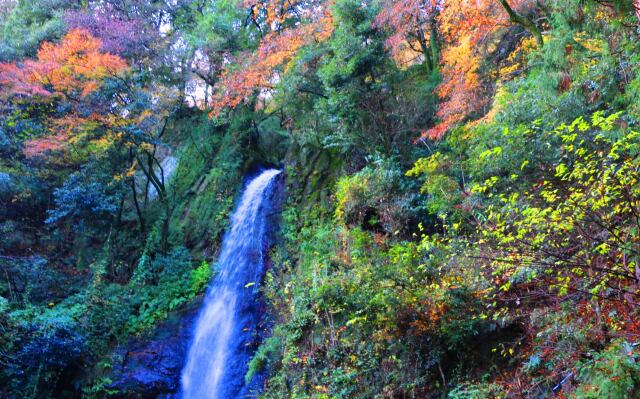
[209,4,333,115]
[0,29,129,157]
[0,28,128,98]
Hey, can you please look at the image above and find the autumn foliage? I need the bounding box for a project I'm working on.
[374,0,439,67]
[426,0,539,139]
[209,0,541,131]
[209,2,334,115]
[374,0,541,139]
[0,29,128,156]
[3,0,640,397]
[0,28,128,98]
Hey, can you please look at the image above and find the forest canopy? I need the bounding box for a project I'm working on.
[1,0,640,398]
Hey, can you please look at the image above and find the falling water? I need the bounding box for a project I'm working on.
[181,169,281,399]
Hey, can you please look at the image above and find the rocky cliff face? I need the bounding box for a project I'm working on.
[107,300,201,398]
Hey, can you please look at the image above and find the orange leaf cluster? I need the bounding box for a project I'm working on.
[420,0,534,139]
[0,29,129,157]
[0,28,128,98]
[374,0,438,62]
[210,7,333,115]
[23,132,68,158]
[374,0,537,139]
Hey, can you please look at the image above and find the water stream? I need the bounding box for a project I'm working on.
[181,169,281,399]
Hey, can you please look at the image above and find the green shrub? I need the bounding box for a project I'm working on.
[448,382,504,399]
[125,247,207,334]
[573,340,640,399]
[335,158,422,234]
[246,335,283,384]
[190,260,213,295]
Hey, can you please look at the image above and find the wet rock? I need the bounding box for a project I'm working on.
[107,300,201,398]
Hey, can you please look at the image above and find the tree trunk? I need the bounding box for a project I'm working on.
[416,28,434,72]
[130,177,146,234]
[160,202,173,255]
[498,0,544,48]
[429,17,439,71]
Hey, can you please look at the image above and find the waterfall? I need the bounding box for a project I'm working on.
[181,169,281,399]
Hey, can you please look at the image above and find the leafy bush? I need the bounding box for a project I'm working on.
[190,260,213,294]
[246,335,283,384]
[481,112,638,300]
[448,382,504,399]
[257,197,490,398]
[573,340,640,399]
[3,304,87,398]
[335,158,422,234]
[0,171,13,197]
[126,247,211,334]
[46,163,123,225]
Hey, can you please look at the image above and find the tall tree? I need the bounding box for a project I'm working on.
[375,0,440,72]
[208,0,334,115]
[433,0,542,138]
[0,28,129,156]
